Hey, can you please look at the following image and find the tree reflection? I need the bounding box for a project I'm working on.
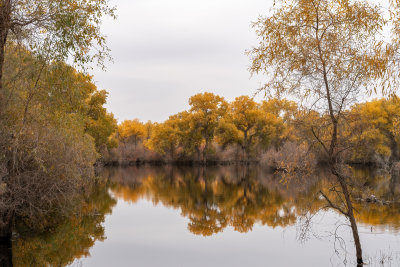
[107,165,400,266]
[109,166,324,235]
[12,181,116,267]
[10,166,399,266]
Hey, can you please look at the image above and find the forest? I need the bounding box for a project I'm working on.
[1,0,400,266]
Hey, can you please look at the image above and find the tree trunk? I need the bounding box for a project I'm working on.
[203,137,209,164]
[317,14,363,265]
[0,0,11,110]
[333,167,363,266]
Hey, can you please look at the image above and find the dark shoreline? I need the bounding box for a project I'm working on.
[100,159,260,167]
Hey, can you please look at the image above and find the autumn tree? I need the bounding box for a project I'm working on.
[117,119,146,149]
[173,111,203,159]
[0,44,115,241]
[189,92,227,163]
[217,96,283,160]
[350,97,400,165]
[261,98,298,147]
[144,121,153,141]
[248,0,391,264]
[146,120,180,160]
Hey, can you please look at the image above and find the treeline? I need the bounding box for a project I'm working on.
[106,92,400,168]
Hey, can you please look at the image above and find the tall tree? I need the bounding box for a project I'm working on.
[248,0,391,265]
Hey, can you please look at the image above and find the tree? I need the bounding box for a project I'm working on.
[117,119,146,149]
[223,96,281,159]
[85,89,118,152]
[261,98,298,147]
[216,96,284,160]
[229,96,265,159]
[189,92,227,162]
[0,0,116,108]
[350,97,400,165]
[248,0,391,264]
[146,120,180,160]
[173,111,203,160]
[0,42,115,241]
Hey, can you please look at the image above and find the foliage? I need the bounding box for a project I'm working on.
[349,97,400,164]
[189,92,228,161]
[247,1,396,264]
[0,44,116,233]
[117,119,146,147]
[4,0,116,68]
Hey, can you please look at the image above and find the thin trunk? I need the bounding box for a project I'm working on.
[196,146,201,162]
[334,168,363,266]
[243,130,248,161]
[385,130,399,165]
[170,145,174,161]
[316,13,363,264]
[0,0,11,110]
[203,137,209,164]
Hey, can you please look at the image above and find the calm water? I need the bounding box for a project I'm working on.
[12,166,400,266]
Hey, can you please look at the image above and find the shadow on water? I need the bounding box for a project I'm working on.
[7,165,400,266]
[0,237,12,267]
[9,181,116,267]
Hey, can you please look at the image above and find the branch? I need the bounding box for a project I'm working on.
[319,190,348,216]
[311,126,329,154]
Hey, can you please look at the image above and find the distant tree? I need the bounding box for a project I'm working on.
[117,119,146,149]
[350,97,400,165]
[189,92,227,162]
[146,120,180,160]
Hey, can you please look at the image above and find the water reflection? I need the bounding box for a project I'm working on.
[12,181,116,267]
[107,167,315,235]
[8,166,400,266]
[104,166,400,237]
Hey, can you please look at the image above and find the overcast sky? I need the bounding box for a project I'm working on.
[91,0,275,122]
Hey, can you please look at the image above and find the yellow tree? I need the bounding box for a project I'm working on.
[144,121,153,141]
[350,97,400,165]
[228,96,282,159]
[146,121,180,160]
[85,90,117,152]
[117,119,146,149]
[248,0,391,264]
[261,98,298,146]
[189,92,227,162]
[174,111,203,160]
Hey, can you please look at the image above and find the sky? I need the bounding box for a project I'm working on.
[91,0,275,123]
